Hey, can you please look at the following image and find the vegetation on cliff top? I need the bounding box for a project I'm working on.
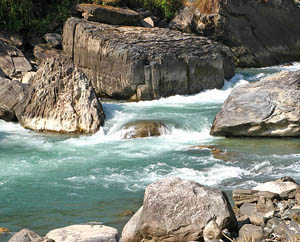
[0,0,185,36]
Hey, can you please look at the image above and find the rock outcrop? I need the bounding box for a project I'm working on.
[0,77,28,122]
[46,224,119,242]
[15,57,105,134]
[210,70,300,137]
[122,177,237,242]
[170,0,300,67]
[63,17,235,100]
[123,120,168,139]
[0,40,32,79]
[76,4,141,26]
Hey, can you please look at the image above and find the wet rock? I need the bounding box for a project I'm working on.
[63,17,235,100]
[123,120,168,139]
[0,78,28,122]
[46,224,119,242]
[0,227,9,234]
[33,44,61,64]
[122,177,237,242]
[44,33,62,48]
[15,57,105,134]
[0,40,32,79]
[237,224,264,242]
[170,0,300,67]
[211,71,300,137]
[76,4,140,26]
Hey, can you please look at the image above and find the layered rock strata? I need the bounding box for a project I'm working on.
[211,70,300,137]
[63,17,235,100]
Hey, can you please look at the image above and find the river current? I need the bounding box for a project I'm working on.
[1,63,300,240]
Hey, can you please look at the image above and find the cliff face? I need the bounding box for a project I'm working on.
[170,0,300,67]
[63,17,235,100]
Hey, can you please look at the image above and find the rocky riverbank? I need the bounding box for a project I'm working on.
[5,176,300,241]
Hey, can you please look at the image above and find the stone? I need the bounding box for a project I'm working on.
[44,33,62,47]
[46,224,119,242]
[296,186,300,205]
[239,203,257,217]
[15,57,105,134]
[141,17,154,28]
[0,227,9,234]
[0,40,31,79]
[254,177,298,194]
[76,4,140,26]
[122,120,168,139]
[232,189,278,206]
[33,44,61,64]
[249,212,265,226]
[237,224,264,242]
[122,177,237,242]
[256,196,275,213]
[203,220,222,242]
[170,0,300,67]
[8,229,43,242]
[0,77,27,122]
[21,72,36,84]
[211,71,300,137]
[62,17,235,100]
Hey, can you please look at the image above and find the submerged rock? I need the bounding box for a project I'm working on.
[210,70,300,137]
[123,120,168,139]
[170,0,300,67]
[0,77,27,122]
[76,4,141,26]
[63,17,234,100]
[15,57,105,134]
[122,177,237,242]
[46,224,119,242]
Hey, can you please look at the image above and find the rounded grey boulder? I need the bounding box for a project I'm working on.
[122,177,237,242]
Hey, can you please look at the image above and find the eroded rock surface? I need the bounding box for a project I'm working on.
[211,70,300,137]
[63,17,234,100]
[170,0,300,67]
[15,57,105,134]
[122,177,237,242]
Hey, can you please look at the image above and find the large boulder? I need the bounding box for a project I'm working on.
[0,40,31,79]
[0,77,28,121]
[122,177,237,242]
[76,4,141,26]
[170,0,300,67]
[63,17,235,100]
[210,70,300,137]
[46,224,119,242]
[15,57,105,134]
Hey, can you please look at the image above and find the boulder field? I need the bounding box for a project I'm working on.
[63,17,235,101]
[211,70,300,137]
[170,0,300,67]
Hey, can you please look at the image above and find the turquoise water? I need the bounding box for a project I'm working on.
[1,63,300,240]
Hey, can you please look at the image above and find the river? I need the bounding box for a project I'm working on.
[1,63,300,241]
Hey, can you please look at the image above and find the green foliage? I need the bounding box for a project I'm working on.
[0,0,77,35]
[122,0,184,18]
